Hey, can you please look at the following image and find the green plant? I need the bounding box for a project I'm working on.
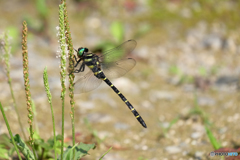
[0,134,16,158]
[0,144,9,159]
[22,20,37,159]
[192,94,221,150]
[0,4,96,160]
[35,0,48,18]
[84,118,106,145]
[92,20,125,60]
[58,3,67,159]
[24,0,49,36]
[0,103,22,160]
[43,67,57,159]
[0,31,27,141]
[198,66,207,76]
[110,21,124,43]
[161,116,180,137]
[99,147,112,160]
[138,156,148,160]
[62,0,76,158]
[62,143,95,160]
[169,65,182,75]
[32,133,62,159]
[189,93,222,150]
[0,1,117,159]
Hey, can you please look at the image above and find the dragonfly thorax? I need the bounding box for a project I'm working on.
[77,47,89,57]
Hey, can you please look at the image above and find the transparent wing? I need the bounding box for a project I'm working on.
[74,71,102,94]
[99,39,137,63]
[102,58,136,79]
[99,39,137,79]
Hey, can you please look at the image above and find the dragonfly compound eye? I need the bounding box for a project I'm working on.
[84,48,89,52]
[78,48,85,56]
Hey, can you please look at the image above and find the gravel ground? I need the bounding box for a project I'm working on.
[0,1,240,159]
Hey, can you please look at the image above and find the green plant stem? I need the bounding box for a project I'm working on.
[62,1,76,158]
[99,147,113,160]
[43,67,57,160]
[50,103,57,160]
[22,21,37,159]
[2,32,27,141]
[31,100,39,135]
[0,102,22,160]
[9,78,27,140]
[59,3,67,159]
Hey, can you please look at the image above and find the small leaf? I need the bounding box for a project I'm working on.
[7,26,19,41]
[36,0,48,17]
[199,66,207,76]
[205,126,221,150]
[0,133,12,148]
[11,134,35,160]
[110,21,124,43]
[134,23,151,38]
[169,65,182,75]
[0,144,9,159]
[62,143,95,160]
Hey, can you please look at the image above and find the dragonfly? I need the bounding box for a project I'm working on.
[71,40,147,128]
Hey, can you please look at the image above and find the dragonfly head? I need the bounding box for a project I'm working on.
[76,47,89,57]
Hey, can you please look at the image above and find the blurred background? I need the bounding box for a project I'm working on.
[0,0,240,159]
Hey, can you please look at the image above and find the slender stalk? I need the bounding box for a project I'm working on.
[58,3,67,159]
[31,100,39,135]
[99,147,113,160]
[0,102,22,160]
[62,0,76,158]
[21,21,37,159]
[0,32,27,141]
[43,67,57,160]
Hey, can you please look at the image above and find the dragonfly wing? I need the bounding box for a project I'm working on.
[99,39,137,63]
[74,71,102,94]
[102,58,136,79]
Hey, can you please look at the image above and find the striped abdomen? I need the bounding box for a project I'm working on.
[102,76,147,128]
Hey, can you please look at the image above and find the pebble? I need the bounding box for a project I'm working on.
[112,77,140,94]
[191,132,202,139]
[90,92,117,107]
[97,131,112,139]
[141,100,152,108]
[86,113,113,123]
[215,76,239,85]
[114,122,129,130]
[195,151,204,158]
[149,90,175,102]
[76,101,95,110]
[165,146,182,154]
[202,34,223,51]
[135,46,149,59]
[198,96,215,106]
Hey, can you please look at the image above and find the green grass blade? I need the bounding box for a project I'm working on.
[43,67,57,160]
[99,147,112,160]
[0,103,23,160]
[205,125,221,150]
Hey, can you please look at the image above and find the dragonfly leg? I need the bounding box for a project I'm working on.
[74,56,81,68]
[74,62,85,73]
[74,54,78,62]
